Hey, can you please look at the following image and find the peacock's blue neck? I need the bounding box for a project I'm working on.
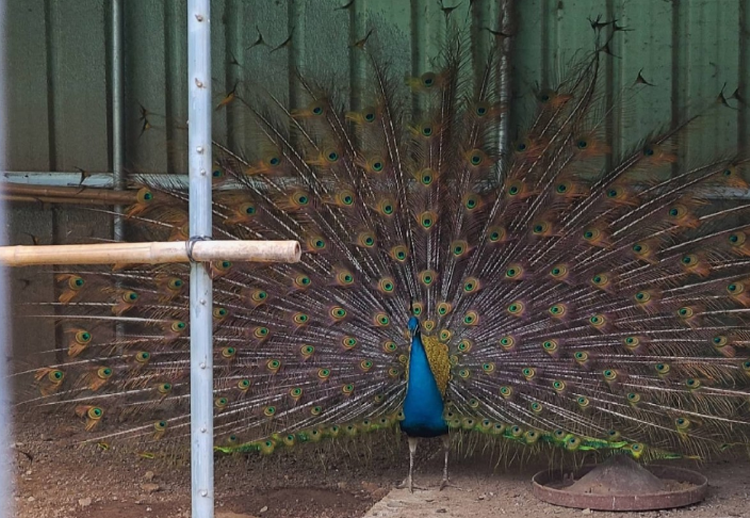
[400,332,448,438]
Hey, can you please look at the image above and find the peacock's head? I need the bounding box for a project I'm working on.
[407,316,420,337]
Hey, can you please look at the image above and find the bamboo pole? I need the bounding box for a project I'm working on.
[2,194,126,206]
[0,184,136,203]
[0,240,300,266]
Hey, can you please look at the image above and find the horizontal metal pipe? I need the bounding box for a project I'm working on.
[3,172,750,199]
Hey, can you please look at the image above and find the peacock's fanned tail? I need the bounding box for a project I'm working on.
[22,30,750,462]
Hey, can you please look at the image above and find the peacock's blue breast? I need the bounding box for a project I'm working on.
[400,334,448,438]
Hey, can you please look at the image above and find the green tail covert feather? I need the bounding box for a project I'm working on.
[16,14,750,479]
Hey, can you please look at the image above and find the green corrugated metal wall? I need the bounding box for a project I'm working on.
[8,0,750,175]
[6,0,750,367]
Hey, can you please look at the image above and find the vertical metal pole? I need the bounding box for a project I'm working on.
[497,0,513,162]
[0,0,12,516]
[112,0,124,242]
[111,0,125,343]
[187,2,213,518]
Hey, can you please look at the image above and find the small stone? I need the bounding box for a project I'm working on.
[78,497,92,508]
[27,496,35,503]
[259,505,268,513]
[141,483,161,494]
[143,470,155,482]
[582,509,592,515]
[436,509,447,514]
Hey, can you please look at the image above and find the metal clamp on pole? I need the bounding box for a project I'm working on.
[186,235,211,262]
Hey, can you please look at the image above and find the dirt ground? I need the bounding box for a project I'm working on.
[11,413,750,518]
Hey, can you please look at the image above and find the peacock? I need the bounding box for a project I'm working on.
[19,18,750,495]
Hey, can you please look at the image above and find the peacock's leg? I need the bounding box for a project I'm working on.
[396,436,425,492]
[438,434,460,490]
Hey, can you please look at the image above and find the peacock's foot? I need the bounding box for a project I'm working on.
[396,477,427,493]
[438,477,462,491]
